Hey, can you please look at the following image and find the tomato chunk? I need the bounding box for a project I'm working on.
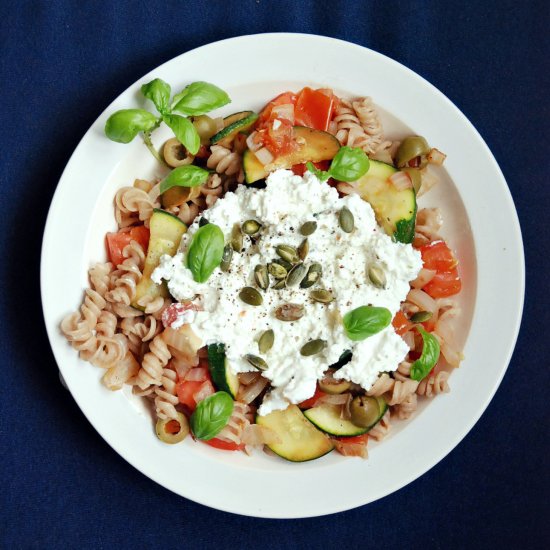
[257,91,297,126]
[334,434,369,444]
[392,311,414,336]
[294,87,335,131]
[106,225,150,267]
[419,240,458,272]
[291,160,330,177]
[204,438,244,451]
[423,268,462,298]
[298,386,327,409]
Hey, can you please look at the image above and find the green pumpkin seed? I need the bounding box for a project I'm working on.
[300,263,322,288]
[272,258,293,272]
[297,238,309,261]
[300,221,318,236]
[368,265,387,289]
[258,329,274,354]
[245,354,268,371]
[310,289,334,303]
[339,206,354,233]
[231,223,243,252]
[274,303,305,322]
[276,244,299,264]
[242,219,262,236]
[220,244,233,272]
[300,339,327,356]
[272,279,286,290]
[268,262,288,280]
[254,265,269,290]
[286,263,308,287]
[410,311,433,323]
[239,286,263,306]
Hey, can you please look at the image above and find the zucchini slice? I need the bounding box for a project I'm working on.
[256,405,334,462]
[304,404,368,437]
[211,111,258,147]
[354,160,417,243]
[132,210,187,309]
[243,126,340,183]
[207,343,239,398]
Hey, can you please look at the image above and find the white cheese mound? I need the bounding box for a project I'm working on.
[152,169,422,415]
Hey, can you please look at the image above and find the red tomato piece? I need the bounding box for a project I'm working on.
[177,381,203,410]
[161,302,197,329]
[294,87,335,131]
[298,386,327,409]
[419,240,458,272]
[257,91,297,125]
[106,225,150,267]
[291,160,330,177]
[334,433,369,444]
[423,268,462,298]
[392,311,414,336]
[204,438,244,451]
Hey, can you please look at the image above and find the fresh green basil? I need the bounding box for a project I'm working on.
[190,391,234,440]
[343,305,391,341]
[306,162,330,182]
[172,81,231,116]
[409,327,441,381]
[329,146,370,182]
[141,78,171,115]
[162,114,201,155]
[104,109,158,143]
[160,165,210,194]
[187,223,225,283]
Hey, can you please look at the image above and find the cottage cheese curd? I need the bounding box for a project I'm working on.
[152,169,422,415]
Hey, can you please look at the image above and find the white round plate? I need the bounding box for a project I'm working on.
[41,33,524,518]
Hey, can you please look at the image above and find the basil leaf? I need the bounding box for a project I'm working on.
[190,391,234,440]
[160,165,210,194]
[409,327,441,381]
[306,161,330,182]
[141,78,171,115]
[162,114,200,154]
[172,81,230,116]
[343,305,391,341]
[328,146,370,182]
[104,109,158,143]
[187,223,225,283]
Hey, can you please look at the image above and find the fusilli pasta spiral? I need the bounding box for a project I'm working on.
[133,332,172,390]
[417,370,450,397]
[207,145,243,181]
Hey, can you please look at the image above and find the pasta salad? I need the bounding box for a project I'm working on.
[61,80,463,461]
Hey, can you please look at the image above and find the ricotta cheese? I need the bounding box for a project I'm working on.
[152,169,422,415]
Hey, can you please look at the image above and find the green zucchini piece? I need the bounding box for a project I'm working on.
[207,343,239,398]
[304,404,368,437]
[132,209,187,309]
[211,111,258,147]
[243,126,340,183]
[354,159,417,243]
[256,405,334,462]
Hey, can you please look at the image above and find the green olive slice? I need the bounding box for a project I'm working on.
[349,396,380,428]
[318,368,352,395]
[396,136,430,168]
[155,412,190,444]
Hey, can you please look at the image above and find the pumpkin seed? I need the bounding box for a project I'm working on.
[286,263,308,287]
[274,303,305,322]
[300,263,322,288]
[368,265,387,289]
[254,265,269,290]
[199,217,209,227]
[272,279,286,290]
[245,354,268,371]
[268,262,288,279]
[220,244,233,272]
[258,329,274,354]
[339,206,354,233]
[231,223,243,252]
[297,238,309,261]
[300,339,327,356]
[300,221,318,236]
[242,219,262,236]
[239,286,263,306]
[272,258,293,272]
[310,289,334,303]
[276,244,300,264]
[410,311,433,323]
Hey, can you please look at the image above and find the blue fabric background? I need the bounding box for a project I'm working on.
[1,1,548,548]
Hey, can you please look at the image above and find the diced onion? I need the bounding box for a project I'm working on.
[272,104,295,123]
[246,131,261,152]
[427,148,447,165]
[254,147,275,166]
[389,171,413,190]
[239,371,260,385]
[237,375,269,404]
[316,394,350,407]
[242,424,281,447]
[411,268,437,289]
[407,288,437,313]
[185,367,208,381]
[333,438,368,458]
[192,380,215,403]
[102,351,140,391]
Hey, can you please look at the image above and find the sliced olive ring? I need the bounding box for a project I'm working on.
[318,368,352,395]
[163,138,195,168]
[396,136,430,168]
[155,412,190,444]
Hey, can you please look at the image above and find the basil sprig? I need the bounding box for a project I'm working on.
[159,165,210,195]
[307,146,370,183]
[409,327,441,381]
[187,223,225,283]
[190,391,234,440]
[343,305,391,341]
[105,78,231,163]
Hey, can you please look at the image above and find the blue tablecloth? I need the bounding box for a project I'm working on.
[1,1,548,547]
